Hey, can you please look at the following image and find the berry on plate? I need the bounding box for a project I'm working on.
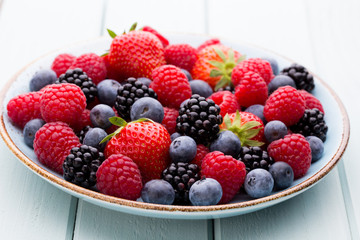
[238,146,274,172]
[197,38,221,52]
[244,168,274,198]
[165,44,198,72]
[23,118,45,148]
[130,97,164,123]
[280,63,315,92]
[189,178,223,206]
[264,120,288,143]
[298,90,325,113]
[30,69,57,92]
[142,25,169,48]
[190,144,209,168]
[244,104,266,124]
[51,53,76,77]
[269,161,294,190]
[96,154,143,200]
[262,57,279,75]
[207,90,239,117]
[161,107,179,135]
[82,127,108,151]
[306,136,324,163]
[190,80,213,98]
[209,130,241,158]
[268,75,296,94]
[96,79,121,107]
[90,104,116,129]
[169,136,197,163]
[141,179,175,205]
[232,58,274,86]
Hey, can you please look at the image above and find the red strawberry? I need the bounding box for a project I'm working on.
[162,107,179,135]
[264,86,305,126]
[220,111,265,146]
[34,122,80,174]
[207,91,239,117]
[40,83,86,127]
[192,45,242,89]
[7,91,42,128]
[51,53,76,77]
[96,154,143,200]
[234,71,268,107]
[201,151,246,204]
[142,25,169,48]
[298,90,324,113]
[150,65,192,109]
[101,54,124,82]
[108,30,166,79]
[267,134,311,179]
[190,144,209,168]
[232,58,274,86]
[104,118,171,182]
[164,44,198,72]
[69,53,107,85]
[197,38,221,52]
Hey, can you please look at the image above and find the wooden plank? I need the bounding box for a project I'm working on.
[0,0,104,239]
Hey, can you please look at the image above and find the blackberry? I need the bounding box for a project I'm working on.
[114,77,157,120]
[176,94,223,144]
[77,125,92,143]
[290,108,328,142]
[162,162,200,205]
[280,63,315,92]
[238,146,274,172]
[63,145,105,188]
[57,68,97,104]
[216,85,235,94]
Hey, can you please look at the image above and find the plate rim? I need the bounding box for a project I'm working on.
[0,35,350,214]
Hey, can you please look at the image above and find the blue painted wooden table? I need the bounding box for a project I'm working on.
[0,0,359,239]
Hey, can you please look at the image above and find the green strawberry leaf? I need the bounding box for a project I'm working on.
[210,69,223,78]
[100,52,109,57]
[129,22,137,32]
[242,139,264,147]
[107,29,117,39]
[214,77,230,91]
[109,116,128,127]
[228,48,235,63]
[223,113,232,129]
[244,128,261,139]
[213,46,227,62]
[208,60,224,70]
[131,118,155,124]
[240,121,262,131]
[236,55,246,64]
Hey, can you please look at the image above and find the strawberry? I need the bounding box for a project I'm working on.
[207,91,239,117]
[191,45,243,89]
[150,65,192,109]
[104,117,171,182]
[101,54,124,82]
[201,151,247,204]
[164,44,198,72]
[142,25,169,48]
[107,27,166,80]
[234,71,268,107]
[220,111,265,146]
[232,58,274,86]
[197,38,221,52]
[267,133,311,179]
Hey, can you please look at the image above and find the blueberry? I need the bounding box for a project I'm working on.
[169,136,197,163]
[97,79,121,106]
[181,69,192,81]
[244,104,266,124]
[244,169,274,198]
[83,127,108,151]
[90,104,115,129]
[268,75,296,94]
[262,57,279,75]
[189,80,213,98]
[264,120,288,143]
[29,69,57,91]
[23,119,45,148]
[189,178,223,206]
[210,130,241,158]
[130,97,164,123]
[170,132,182,142]
[269,162,294,190]
[137,77,152,87]
[141,179,175,205]
[306,136,324,162]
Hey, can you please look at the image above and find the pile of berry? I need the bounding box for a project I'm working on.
[7,24,327,206]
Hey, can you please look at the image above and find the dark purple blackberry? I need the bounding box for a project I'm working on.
[216,85,235,94]
[239,146,274,172]
[280,63,315,92]
[162,162,200,205]
[176,94,223,144]
[114,77,157,120]
[57,68,97,104]
[290,108,328,142]
[77,125,92,143]
[63,145,105,188]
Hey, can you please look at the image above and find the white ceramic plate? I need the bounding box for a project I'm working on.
[0,34,349,219]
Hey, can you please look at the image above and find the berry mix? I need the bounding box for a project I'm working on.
[6,24,328,206]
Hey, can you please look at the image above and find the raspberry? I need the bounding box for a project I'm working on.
[164,44,198,72]
[197,38,221,52]
[7,92,42,128]
[69,53,107,85]
[267,134,311,179]
[96,154,143,200]
[72,109,92,133]
[162,107,179,135]
[234,71,268,108]
[40,83,86,127]
[51,53,76,77]
[190,144,209,168]
[207,91,239,117]
[142,26,169,48]
[33,122,80,174]
[232,58,274,86]
[264,86,305,126]
[298,90,324,113]
[201,151,246,204]
[150,65,192,109]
